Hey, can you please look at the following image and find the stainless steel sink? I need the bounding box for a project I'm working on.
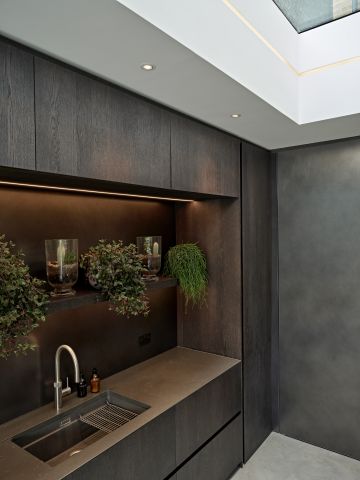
[12,391,149,466]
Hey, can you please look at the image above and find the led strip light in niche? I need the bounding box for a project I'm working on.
[0,180,193,203]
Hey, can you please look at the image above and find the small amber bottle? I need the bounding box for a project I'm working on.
[90,368,100,393]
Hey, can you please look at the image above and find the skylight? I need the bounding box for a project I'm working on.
[273,0,360,33]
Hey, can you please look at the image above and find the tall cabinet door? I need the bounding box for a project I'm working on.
[242,141,272,461]
[171,114,240,197]
[34,58,171,188]
[0,41,35,169]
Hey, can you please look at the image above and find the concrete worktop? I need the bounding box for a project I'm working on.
[0,347,240,480]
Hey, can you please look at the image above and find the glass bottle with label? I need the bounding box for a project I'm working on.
[90,368,100,393]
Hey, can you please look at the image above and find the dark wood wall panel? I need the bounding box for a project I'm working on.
[242,142,272,461]
[171,114,240,197]
[176,198,242,359]
[0,40,35,169]
[35,57,171,188]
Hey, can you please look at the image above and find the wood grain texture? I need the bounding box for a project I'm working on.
[171,114,240,197]
[176,415,243,480]
[0,40,35,169]
[176,198,242,358]
[65,409,176,480]
[175,364,242,465]
[241,142,272,461]
[35,57,171,188]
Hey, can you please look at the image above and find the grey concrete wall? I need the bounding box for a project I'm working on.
[277,138,360,460]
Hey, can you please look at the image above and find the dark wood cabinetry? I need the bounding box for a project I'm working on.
[35,57,171,188]
[1,37,242,199]
[65,365,241,480]
[0,41,35,169]
[175,364,242,464]
[241,142,272,461]
[175,416,242,480]
[171,114,240,197]
[65,409,176,480]
[0,36,274,471]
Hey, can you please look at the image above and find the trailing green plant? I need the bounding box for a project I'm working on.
[164,243,208,309]
[80,240,149,317]
[0,235,49,359]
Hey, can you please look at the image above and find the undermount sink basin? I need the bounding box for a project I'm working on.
[12,391,150,466]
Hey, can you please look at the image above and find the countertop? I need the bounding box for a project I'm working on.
[0,347,240,480]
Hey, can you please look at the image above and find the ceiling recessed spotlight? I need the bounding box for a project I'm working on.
[231,113,241,118]
[141,64,156,71]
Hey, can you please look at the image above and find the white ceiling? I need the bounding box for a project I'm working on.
[121,0,360,124]
[0,0,359,150]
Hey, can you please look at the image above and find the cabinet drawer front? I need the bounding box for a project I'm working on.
[64,409,175,480]
[175,364,241,464]
[35,58,171,188]
[176,415,242,480]
[171,114,240,197]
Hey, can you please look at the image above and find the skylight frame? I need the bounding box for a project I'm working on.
[273,0,360,33]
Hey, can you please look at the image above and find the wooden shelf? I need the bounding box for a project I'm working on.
[46,276,177,315]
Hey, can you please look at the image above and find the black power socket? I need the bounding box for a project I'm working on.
[138,332,151,346]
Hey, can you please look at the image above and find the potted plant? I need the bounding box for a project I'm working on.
[164,243,208,309]
[80,239,149,317]
[0,235,49,359]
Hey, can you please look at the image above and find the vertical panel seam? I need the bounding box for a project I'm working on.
[240,141,246,463]
[169,114,173,189]
[33,55,37,171]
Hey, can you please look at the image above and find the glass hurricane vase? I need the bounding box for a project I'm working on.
[136,236,162,280]
[45,239,78,296]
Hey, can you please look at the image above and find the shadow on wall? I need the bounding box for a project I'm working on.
[0,279,177,425]
[0,187,177,424]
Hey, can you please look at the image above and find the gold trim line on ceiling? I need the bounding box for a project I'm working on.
[222,0,360,77]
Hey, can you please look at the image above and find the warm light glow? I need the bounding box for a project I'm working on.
[300,55,360,76]
[231,113,241,118]
[222,0,298,76]
[141,64,156,71]
[222,0,360,77]
[0,180,193,203]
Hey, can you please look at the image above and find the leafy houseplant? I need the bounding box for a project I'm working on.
[80,240,149,318]
[0,235,49,359]
[164,243,208,309]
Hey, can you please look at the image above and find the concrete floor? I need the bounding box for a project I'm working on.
[231,432,360,480]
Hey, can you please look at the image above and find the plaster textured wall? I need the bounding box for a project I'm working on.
[277,138,360,460]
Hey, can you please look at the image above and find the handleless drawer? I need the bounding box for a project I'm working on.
[173,415,242,480]
[175,363,241,465]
